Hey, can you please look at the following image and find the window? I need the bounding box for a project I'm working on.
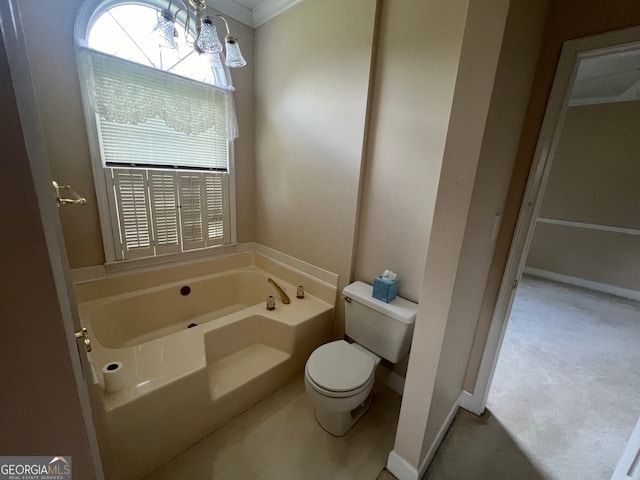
[75,1,237,261]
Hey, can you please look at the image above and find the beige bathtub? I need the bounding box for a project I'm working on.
[90,269,278,349]
[78,257,335,480]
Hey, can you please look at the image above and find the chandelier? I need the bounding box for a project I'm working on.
[153,0,247,68]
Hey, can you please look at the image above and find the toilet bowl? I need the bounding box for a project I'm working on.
[304,340,380,436]
[304,281,418,437]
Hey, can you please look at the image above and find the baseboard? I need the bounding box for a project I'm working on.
[524,267,640,302]
[376,365,405,396]
[457,389,484,415]
[387,451,419,480]
[417,392,462,477]
[387,392,462,480]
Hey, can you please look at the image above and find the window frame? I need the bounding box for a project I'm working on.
[74,0,238,265]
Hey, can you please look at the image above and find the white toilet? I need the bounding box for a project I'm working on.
[304,281,418,436]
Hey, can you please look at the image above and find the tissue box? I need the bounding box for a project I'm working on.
[373,276,398,303]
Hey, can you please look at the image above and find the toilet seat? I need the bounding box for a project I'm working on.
[305,340,375,396]
[305,370,373,398]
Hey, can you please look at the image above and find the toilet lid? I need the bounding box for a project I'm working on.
[306,340,375,392]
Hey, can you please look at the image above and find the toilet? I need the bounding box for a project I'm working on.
[304,281,418,436]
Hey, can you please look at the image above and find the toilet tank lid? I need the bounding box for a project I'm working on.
[343,281,418,324]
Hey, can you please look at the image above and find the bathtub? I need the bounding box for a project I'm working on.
[77,255,335,480]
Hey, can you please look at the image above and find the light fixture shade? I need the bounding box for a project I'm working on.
[196,17,224,54]
[153,9,178,49]
[225,37,246,68]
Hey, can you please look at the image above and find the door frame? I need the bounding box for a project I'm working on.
[613,416,640,480]
[0,2,105,478]
[462,25,640,416]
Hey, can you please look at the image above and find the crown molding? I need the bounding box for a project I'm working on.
[208,0,302,28]
[252,0,302,28]
[207,0,253,27]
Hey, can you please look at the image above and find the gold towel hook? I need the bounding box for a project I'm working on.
[52,181,87,207]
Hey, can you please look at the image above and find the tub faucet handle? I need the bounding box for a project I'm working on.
[267,295,276,311]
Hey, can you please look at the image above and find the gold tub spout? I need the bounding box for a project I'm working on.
[267,278,290,304]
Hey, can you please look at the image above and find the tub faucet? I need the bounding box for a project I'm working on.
[267,278,290,304]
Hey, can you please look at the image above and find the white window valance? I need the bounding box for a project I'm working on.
[78,48,238,138]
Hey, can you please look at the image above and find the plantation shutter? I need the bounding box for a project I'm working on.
[107,168,229,259]
[205,173,230,245]
[178,173,206,250]
[107,169,154,260]
[148,171,180,255]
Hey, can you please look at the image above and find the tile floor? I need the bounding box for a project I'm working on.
[143,375,401,480]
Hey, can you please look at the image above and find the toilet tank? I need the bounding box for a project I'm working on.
[343,281,418,363]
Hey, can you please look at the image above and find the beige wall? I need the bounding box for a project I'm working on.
[527,223,640,289]
[0,27,95,477]
[254,0,484,346]
[254,0,378,335]
[354,0,464,303]
[353,0,480,379]
[392,0,516,469]
[18,0,256,268]
[526,102,640,290]
[425,0,548,450]
[464,0,640,393]
[541,102,640,227]
[11,0,640,476]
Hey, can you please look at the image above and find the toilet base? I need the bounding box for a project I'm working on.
[314,394,373,436]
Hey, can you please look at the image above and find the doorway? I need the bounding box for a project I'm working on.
[488,279,640,478]
[479,30,640,480]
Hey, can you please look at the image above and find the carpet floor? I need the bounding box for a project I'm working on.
[423,275,640,479]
